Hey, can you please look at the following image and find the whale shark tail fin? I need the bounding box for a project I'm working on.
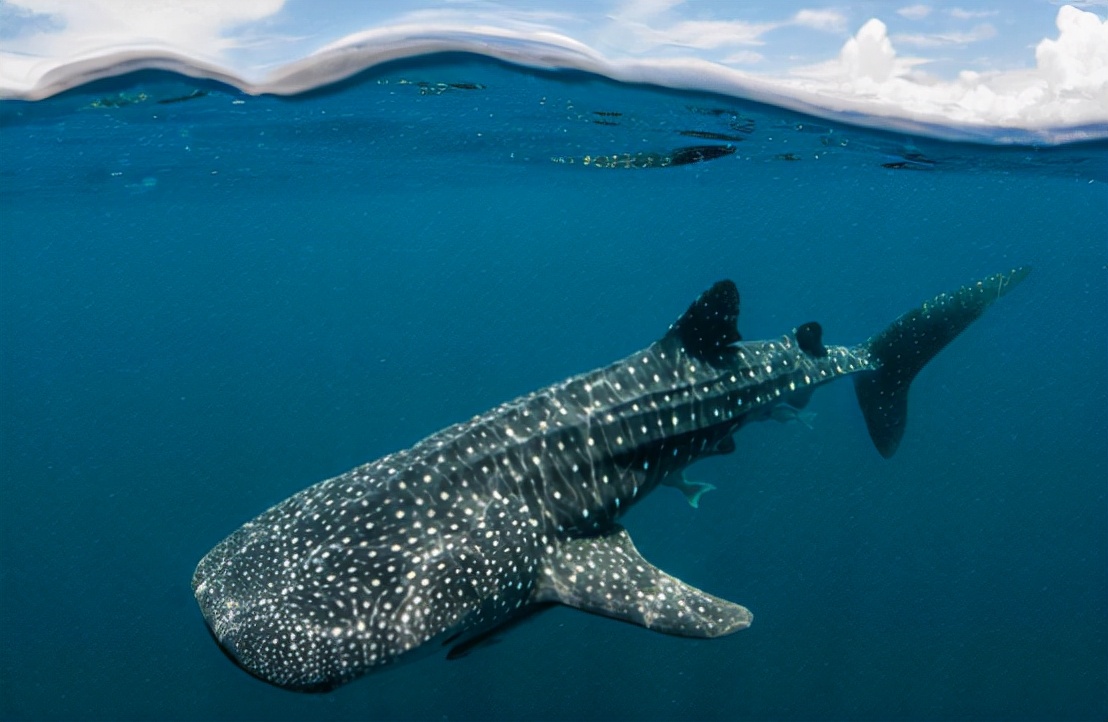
[854,266,1030,459]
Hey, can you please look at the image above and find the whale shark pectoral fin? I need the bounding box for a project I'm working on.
[661,473,717,508]
[535,526,752,638]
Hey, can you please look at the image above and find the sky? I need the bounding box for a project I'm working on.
[0,0,1106,139]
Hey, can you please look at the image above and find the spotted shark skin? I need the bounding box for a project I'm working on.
[193,267,1029,691]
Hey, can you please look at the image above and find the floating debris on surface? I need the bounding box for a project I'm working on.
[685,106,757,134]
[551,144,735,168]
[686,105,733,116]
[85,88,217,110]
[881,152,938,170]
[728,117,756,134]
[679,130,746,142]
[416,81,486,95]
[668,145,736,165]
[73,75,985,179]
[156,90,210,105]
[382,79,488,95]
[85,92,150,109]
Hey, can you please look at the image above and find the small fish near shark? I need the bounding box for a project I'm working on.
[194,266,1030,691]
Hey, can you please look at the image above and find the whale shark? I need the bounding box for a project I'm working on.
[194,267,1029,691]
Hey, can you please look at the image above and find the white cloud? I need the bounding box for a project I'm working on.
[840,19,899,81]
[661,19,775,48]
[0,0,288,94]
[612,0,686,21]
[791,9,848,33]
[1,0,285,58]
[588,17,772,55]
[893,23,998,48]
[598,8,847,56]
[1050,0,1108,7]
[795,19,925,83]
[722,50,766,65]
[781,7,1108,134]
[1035,3,1108,95]
[948,8,999,19]
[897,5,932,21]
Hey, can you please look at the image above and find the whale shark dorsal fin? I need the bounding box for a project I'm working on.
[535,526,752,638]
[663,280,741,360]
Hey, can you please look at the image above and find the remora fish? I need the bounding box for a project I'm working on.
[194,267,1030,691]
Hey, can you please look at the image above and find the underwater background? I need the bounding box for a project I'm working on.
[1,52,1106,721]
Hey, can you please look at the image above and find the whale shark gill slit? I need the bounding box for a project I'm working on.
[193,266,1030,691]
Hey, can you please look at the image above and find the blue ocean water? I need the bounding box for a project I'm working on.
[1,54,1105,721]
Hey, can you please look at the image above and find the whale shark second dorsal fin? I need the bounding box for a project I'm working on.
[795,321,827,357]
[663,280,741,361]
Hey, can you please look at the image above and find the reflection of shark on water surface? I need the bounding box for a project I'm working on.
[194,267,1030,691]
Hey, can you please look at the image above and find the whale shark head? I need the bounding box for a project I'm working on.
[193,465,544,691]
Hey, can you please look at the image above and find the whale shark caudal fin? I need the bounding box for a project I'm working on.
[534,526,752,637]
[854,266,1031,459]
